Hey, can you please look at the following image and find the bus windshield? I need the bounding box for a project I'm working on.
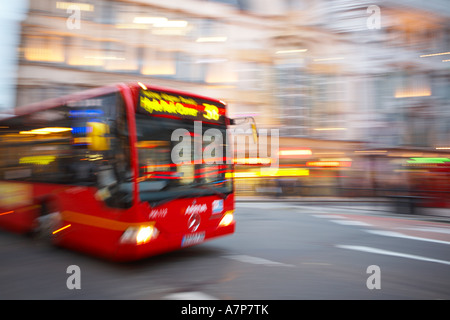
[135,114,233,205]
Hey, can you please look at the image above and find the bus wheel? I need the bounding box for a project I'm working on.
[31,202,62,241]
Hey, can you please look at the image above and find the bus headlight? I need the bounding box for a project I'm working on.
[120,225,159,245]
[219,211,234,227]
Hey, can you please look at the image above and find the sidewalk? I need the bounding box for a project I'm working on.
[235,196,450,220]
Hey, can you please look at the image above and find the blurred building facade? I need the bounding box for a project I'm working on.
[260,0,450,150]
[14,0,450,147]
[15,0,280,129]
[8,0,450,197]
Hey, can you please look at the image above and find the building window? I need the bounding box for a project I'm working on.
[141,49,176,76]
[23,35,65,63]
[66,37,104,67]
[205,60,237,84]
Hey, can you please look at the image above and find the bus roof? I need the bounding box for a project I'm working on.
[11,83,226,118]
[13,84,119,117]
[128,82,226,106]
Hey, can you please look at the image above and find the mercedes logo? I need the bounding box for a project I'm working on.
[188,213,201,232]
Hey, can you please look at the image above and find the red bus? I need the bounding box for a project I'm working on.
[0,83,235,261]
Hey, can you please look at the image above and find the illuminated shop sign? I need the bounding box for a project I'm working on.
[138,90,225,124]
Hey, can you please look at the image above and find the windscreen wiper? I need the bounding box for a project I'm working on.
[150,182,227,208]
[150,193,193,208]
[193,183,227,199]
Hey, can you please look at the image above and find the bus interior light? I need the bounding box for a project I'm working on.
[19,127,72,135]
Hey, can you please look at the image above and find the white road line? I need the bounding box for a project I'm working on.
[224,254,295,267]
[365,229,450,245]
[330,219,372,226]
[164,291,218,300]
[398,227,450,235]
[301,262,331,266]
[311,214,346,219]
[336,245,450,266]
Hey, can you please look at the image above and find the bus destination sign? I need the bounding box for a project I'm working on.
[138,90,226,124]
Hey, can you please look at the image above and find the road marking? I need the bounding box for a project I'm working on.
[164,291,218,300]
[336,245,450,266]
[311,214,372,226]
[224,254,295,267]
[365,229,450,245]
[301,262,331,266]
[312,214,346,219]
[398,227,450,235]
[330,219,372,226]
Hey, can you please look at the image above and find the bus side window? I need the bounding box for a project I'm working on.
[87,122,110,151]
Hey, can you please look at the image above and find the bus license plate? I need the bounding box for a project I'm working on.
[182,232,205,247]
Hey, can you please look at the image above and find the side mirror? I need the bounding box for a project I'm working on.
[250,122,258,144]
[230,117,258,144]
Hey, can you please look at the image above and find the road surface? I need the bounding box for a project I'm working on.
[0,202,449,300]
